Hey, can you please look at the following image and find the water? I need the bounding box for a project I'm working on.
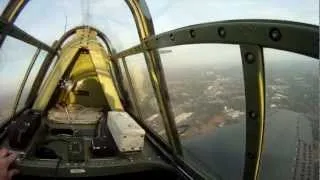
[182,109,313,180]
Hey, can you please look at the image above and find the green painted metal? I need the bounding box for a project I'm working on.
[240,45,266,180]
[113,20,319,59]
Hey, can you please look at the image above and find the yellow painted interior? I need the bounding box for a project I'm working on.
[32,29,123,111]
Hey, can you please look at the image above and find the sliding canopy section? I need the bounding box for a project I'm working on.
[32,29,123,111]
[11,0,140,52]
[0,0,54,52]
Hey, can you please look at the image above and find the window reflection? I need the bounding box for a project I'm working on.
[160,44,245,179]
[17,51,48,111]
[260,48,319,180]
[0,37,38,121]
[124,54,168,142]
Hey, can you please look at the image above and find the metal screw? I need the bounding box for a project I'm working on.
[269,28,281,41]
[245,53,255,64]
[169,33,175,41]
[218,27,226,38]
[189,29,196,38]
[248,111,257,119]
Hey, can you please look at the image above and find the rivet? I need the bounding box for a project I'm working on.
[248,111,257,119]
[189,29,196,38]
[169,33,175,41]
[245,52,255,64]
[218,27,226,38]
[269,28,281,41]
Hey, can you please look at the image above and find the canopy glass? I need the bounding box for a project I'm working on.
[14,0,140,51]
[146,0,319,34]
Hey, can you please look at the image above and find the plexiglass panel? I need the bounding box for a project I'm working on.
[0,0,9,15]
[117,60,132,105]
[146,0,319,34]
[15,0,140,51]
[260,48,319,180]
[14,0,81,44]
[17,50,48,111]
[0,36,38,121]
[124,54,168,142]
[160,44,246,179]
[38,56,57,94]
[88,0,140,51]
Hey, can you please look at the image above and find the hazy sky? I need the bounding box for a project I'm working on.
[0,0,319,88]
[0,0,318,118]
[0,0,9,14]
[13,0,319,49]
[13,0,320,63]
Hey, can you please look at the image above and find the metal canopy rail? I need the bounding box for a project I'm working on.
[112,19,319,59]
[0,0,318,180]
[240,45,266,180]
[0,0,29,46]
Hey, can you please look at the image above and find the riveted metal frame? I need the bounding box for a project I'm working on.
[111,11,319,180]
[240,45,266,180]
[120,3,319,180]
[126,0,183,155]
[112,20,319,59]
